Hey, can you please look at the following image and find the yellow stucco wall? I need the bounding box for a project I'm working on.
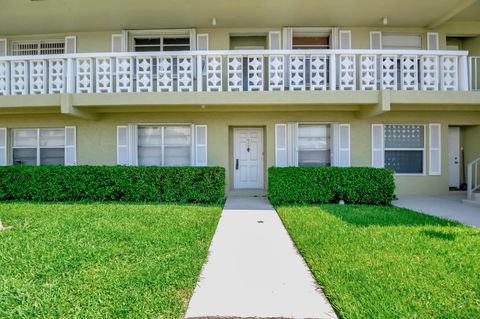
[2,25,479,53]
[0,110,479,196]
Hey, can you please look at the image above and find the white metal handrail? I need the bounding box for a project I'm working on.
[0,49,471,96]
[467,156,480,200]
[469,56,479,91]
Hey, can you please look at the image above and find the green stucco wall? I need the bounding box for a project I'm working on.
[0,110,479,196]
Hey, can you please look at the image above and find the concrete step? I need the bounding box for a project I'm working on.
[228,189,266,198]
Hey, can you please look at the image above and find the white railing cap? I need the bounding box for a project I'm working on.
[0,49,470,61]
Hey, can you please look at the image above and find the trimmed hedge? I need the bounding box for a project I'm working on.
[268,167,395,206]
[0,166,225,204]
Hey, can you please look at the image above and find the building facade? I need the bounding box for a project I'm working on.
[0,0,479,196]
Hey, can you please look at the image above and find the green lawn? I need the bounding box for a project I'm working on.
[278,205,480,319]
[0,203,222,319]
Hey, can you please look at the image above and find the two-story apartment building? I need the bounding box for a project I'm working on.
[0,0,479,199]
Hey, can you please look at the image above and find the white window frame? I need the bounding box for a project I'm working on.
[12,128,66,166]
[137,123,194,167]
[296,122,333,167]
[11,39,65,56]
[383,124,426,176]
[128,29,194,52]
[291,27,335,50]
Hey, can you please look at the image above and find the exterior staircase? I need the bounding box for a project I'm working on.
[463,156,480,208]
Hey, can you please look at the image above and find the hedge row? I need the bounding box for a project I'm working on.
[0,166,225,204]
[268,167,395,206]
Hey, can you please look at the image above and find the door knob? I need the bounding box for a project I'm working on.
[235,159,239,170]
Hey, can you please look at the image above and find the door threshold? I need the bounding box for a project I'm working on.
[229,189,266,197]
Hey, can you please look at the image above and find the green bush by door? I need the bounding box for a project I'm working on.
[268,167,395,205]
[0,166,225,204]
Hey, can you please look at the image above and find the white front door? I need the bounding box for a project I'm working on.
[448,127,461,188]
[234,128,264,189]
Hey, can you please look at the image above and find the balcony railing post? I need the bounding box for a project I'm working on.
[329,53,336,91]
[66,58,74,94]
[459,55,469,92]
[196,55,203,92]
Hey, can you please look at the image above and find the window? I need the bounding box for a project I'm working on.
[297,124,331,167]
[138,125,191,166]
[133,36,190,52]
[292,30,331,50]
[293,36,330,49]
[384,125,425,174]
[382,34,422,50]
[11,40,65,56]
[13,128,65,165]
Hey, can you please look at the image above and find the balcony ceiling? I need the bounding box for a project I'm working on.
[0,0,479,35]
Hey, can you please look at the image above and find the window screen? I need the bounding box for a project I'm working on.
[138,125,191,166]
[12,40,65,56]
[133,36,190,52]
[384,125,424,174]
[297,124,331,167]
[13,128,65,166]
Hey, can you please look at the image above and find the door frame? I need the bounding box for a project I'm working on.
[231,127,265,190]
[448,126,461,189]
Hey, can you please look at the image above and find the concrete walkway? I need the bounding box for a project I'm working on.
[393,193,480,228]
[185,196,337,319]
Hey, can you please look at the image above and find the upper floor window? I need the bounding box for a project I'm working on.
[11,40,65,56]
[133,36,190,52]
[381,34,422,50]
[292,29,331,50]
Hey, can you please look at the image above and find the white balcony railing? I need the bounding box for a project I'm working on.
[0,49,472,96]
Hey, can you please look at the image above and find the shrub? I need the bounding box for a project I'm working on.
[0,166,225,204]
[268,167,395,206]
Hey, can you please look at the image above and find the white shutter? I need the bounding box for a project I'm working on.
[111,34,123,52]
[128,124,138,166]
[64,126,77,166]
[116,125,129,165]
[338,124,351,167]
[275,124,288,167]
[0,39,7,56]
[189,29,196,50]
[195,125,208,166]
[269,31,282,50]
[64,36,77,54]
[282,27,293,49]
[339,30,352,49]
[0,128,7,166]
[371,124,384,168]
[427,32,439,50]
[197,34,209,50]
[370,31,382,49]
[429,123,441,175]
[287,123,298,166]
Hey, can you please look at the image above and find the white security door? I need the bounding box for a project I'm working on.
[448,127,460,188]
[234,128,264,189]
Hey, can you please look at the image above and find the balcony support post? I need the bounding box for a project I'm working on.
[196,55,203,92]
[60,94,98,120]
[329,54,336,91]
[356,89,391,119]
[459,55,469,91]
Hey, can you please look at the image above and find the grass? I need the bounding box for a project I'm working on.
[0,203,222,319]
[277,205,480,319]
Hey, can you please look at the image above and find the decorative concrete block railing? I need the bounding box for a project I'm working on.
[0,49,473,96]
